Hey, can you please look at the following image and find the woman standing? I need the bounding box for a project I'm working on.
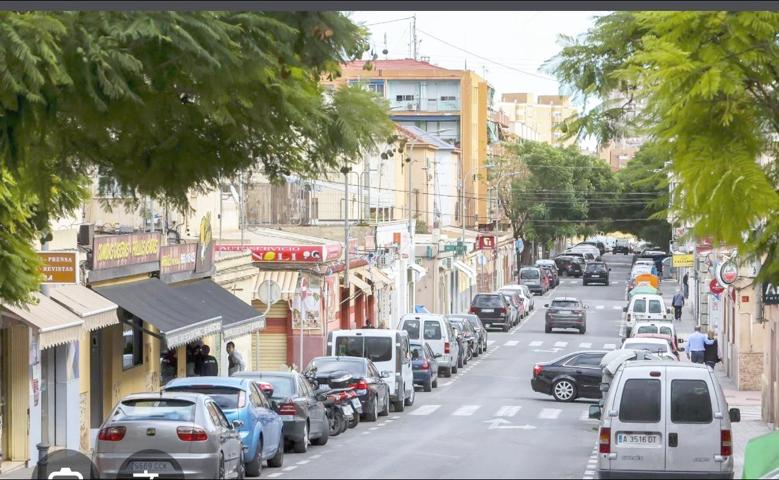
[704,329,720,369]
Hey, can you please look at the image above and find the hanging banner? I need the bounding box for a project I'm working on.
[216,243,342,263]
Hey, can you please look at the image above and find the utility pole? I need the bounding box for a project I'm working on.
[342,165,351,303]
[239,170,245,246]
[411,14,418,60]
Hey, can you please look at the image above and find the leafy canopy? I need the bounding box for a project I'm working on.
[0,11,393,303]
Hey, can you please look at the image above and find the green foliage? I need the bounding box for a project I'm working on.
[547,11,779,282]
[0,11,393,303]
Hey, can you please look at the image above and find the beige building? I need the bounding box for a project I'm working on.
[598,138,641,172]
[498,93,577,147]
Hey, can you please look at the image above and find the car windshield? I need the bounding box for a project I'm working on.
[164,386,242,410]
[551,300,579,309]
[632,299,647,312]
[248,375,294,399]
[520,269,539,279]
[410,345,425,359]
[648,300,663,313]
[474,295,503,307]
[625,342,668,353]
[402,319,421,339]
[333,336,393,363]
[310,358,366,377]
[115,399,196,422]
[466,317,481,329]
[636,326,658,334]
[585,264,605,272]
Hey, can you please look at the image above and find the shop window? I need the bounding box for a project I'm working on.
[122,317,144,370]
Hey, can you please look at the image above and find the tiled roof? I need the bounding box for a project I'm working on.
[343,58,452,72]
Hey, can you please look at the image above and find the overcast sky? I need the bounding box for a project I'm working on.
[345,11,607,107]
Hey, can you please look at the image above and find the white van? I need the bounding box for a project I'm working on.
[326,329,415,411]
[399,314,460,377]
[623,294,672,336]
[591,361,741,479]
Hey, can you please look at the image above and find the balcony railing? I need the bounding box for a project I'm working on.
[389,99,461,112]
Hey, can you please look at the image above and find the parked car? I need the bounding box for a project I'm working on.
[163,376,284,476]
[409,341,439,392]
[632,333,682,360]
[554,255,584,277]
[629,321,680,345]
[544,297,589,334]
[448,316,478,360]
[470,293,513,332]
[232,371,330,452]
[499,284,534,312]
[577,241,606,256]
[448,313,488,355]
[538,263,560,288]
[303,356,391,422]
[499,288,526,320]
[400,314,460,377]
[449,318,472,367]
[582,261,611,286]
[621,337,676,357]
[519,266,548,295]
[531,350,609,402]
[94,392,245,479]
[499,291,522,326]
[326,329,415,412]
[613,239,631,254]
[590,361,741,479]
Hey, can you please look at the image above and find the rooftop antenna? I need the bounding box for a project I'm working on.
[382,33,389,59]
[410,14,418,60]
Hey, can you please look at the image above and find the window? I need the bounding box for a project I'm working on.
[520,269,540,279]
[567,353,604,368]
[637,326,658,334]
[395,94,415,102]
[115,399,195,422]
[122,317,143,370]
[252,384,271,408]
[632,299,647,313]
[440,95,456,101]
[671,380,713,423]
[624,342,668,354]
[423,321,442,340]
[332,337,393,363]
[619,379,661,423]
[249,385,263,408]
[648,300,663,314]
[660,326,673,336]
[368,363,381,379]
[368,83,384,95]
[551,300,580,309]
[402,320,421,340]
[586,263,606,273]
[473,295,504,307]
[206,401,229,429]
[165,386,244,411]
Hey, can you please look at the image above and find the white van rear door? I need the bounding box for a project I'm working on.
[609,366,666,472]
[664,368,722,473]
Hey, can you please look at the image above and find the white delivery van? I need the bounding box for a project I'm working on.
[591,361,740,479]
[326,329,415,412]
[399,313,460,377]
[623,294,672,337]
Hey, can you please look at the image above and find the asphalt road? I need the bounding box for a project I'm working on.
[252,253,635,480]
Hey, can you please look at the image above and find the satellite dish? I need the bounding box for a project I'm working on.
[257,279,281,305]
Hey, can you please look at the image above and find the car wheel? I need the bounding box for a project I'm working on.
[473,347,479,358]
[545,324,552,333]
[339,412,349,434]
[443,367,452,378]
[268,434,285,468]
[404,385,415,406]
[293,422,309,453]
[457,354,464,368]
[379,392,390,416]
[364,394,378,421]
[579,326,586,334]
[244,437,262,477]
[311,415,329,446]
[348,410,360,429]
[552,379,578,402]
[503,324,510,332]
[329,410,342,437]
[432,377,438,388]
[452,364,459,374]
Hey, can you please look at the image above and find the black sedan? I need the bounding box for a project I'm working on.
[304,356,391,422]
[531,350,608,402]
[554,255,583,277]
[234,370,329,452]
[582,261,611,286]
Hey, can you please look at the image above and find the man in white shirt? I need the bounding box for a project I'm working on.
[226,341,246,376]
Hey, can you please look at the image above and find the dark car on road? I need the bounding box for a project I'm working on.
[554,255,584,277]
[531,350,609,402]
[233,371,330,453]
[448,313,488,355]
[470,293,512,331]
[544,297,588,334]
[612,239,630,254]
[582,261,611,286]
[410,341,439,392]
[448,316,478,359]
[519,266,548,295]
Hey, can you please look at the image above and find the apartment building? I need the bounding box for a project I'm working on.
[498,93,577,147]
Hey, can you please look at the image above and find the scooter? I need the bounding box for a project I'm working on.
[306,370,362,436]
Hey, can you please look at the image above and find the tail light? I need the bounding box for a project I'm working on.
[177,426,208,442]
[98,426,126,441]
[237,390,246,408]
[421,360,430,370]
[278,401,297,416]
[599,427,611,453]
[444,342,450,354]
[497,308,507,316]
[349,380,369,394]
[721,429,732,456]
[469,307,477,313]
[532,364,543,377]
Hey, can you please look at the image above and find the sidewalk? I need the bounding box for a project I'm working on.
[0,464,32,479]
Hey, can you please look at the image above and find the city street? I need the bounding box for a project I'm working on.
[251,254,634,479]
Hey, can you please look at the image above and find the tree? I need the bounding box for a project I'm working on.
[0,12,393,303]
[547,11,779,282]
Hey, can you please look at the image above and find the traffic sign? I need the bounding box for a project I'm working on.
[515,239,524,254]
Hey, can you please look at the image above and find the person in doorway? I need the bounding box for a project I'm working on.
[704,329,721,369]
[364,319,374,329]
[194,344,219,376]
[683,272,690,299]
[226,341,246,376]
[687,326,715,364]
[672,289,685,321]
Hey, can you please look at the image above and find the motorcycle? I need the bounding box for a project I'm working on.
[305,370,363,436]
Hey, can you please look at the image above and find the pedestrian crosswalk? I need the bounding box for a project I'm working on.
[452,405,481,416]
[405,403,596,423]
[495,405,522,417]
[501,339,617,350]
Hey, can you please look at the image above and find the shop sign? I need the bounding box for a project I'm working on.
[709,278,725,295]
[195,213,214,273]
[160,243,197,274]
[764,282,779,305]
[672,253,694,268]
[37,251,78,284]
[716,259,738,285]
[216,243,342,263]
[477,234,496,250]
[93,232,161,270]
[444,241,466,255]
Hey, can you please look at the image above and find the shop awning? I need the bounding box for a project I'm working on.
[255,270,299,302]
[408,262,427,280]
[3,293,85,349]
[50,284,119,332]
[174,280,266,341]
[348,272,372,295]
[356,268,393,288]
[452,260,477,281]
[94,279,222,350]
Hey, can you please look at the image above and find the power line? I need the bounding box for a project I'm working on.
[364,16,416,27]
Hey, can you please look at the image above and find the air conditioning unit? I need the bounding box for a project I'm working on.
[78,224,94,247]
[406,103,414,110]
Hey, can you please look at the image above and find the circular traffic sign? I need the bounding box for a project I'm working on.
[257,279,282,305]
[709,278,725,295]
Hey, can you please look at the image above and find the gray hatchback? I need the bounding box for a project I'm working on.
[545,297,589,334]
[94,392,245,479]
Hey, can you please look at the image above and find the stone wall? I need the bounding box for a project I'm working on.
[738,351,764,390]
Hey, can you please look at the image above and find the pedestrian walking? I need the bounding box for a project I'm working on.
[194,344,219,376]
[226,341,246,376]
[683,272,689,299]
[686,326,715,364]
[672,289,685,321]
[704,329,721,369]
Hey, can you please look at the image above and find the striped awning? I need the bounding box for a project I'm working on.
[3,292,85,349]
[356,268,393,288]
[255,270,299,302]
[50,285,119,332]
[348,272,372,295]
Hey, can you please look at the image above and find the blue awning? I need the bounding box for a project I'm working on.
[415,305,431,314]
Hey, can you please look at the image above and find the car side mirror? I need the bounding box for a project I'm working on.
[588,405,602,420]
[623,307,628,312]
[729,408,741,423]
[232,419,244,429]
[434,353,442,358]
[666,308,672,314]
[599,382,610,392]
[380,371,391,378]
[270,400,279,410]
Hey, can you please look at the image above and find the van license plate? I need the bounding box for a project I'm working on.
[616,432,662,447]
[481,309,494,313]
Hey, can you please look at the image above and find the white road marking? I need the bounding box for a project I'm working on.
[487,340,496,345]
[612,306,623,310]
[296,460,310,465]
[595,305,605,310]
[452,405,481,416]
[580,409,591,421]
[504,340,519,346]
[569,280,578,285]
[554,341,568,348]
[538,408,562,420]
[409,404,441,416]
[267,474,283,479]
[579,342,592,348]
[369,427,378,431]
[309,454,322,459]
[603,343,617,350]
[282,466,298,472]
[361,431,371,435]
[529,340,543,347]
[495,405,522,417]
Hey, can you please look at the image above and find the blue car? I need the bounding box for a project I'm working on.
[410,340,439,392]
[164,376,284,476]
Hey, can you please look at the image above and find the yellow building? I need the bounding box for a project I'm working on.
[498,93,578,147]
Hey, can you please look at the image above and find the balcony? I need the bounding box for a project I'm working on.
[389,98,461,113]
